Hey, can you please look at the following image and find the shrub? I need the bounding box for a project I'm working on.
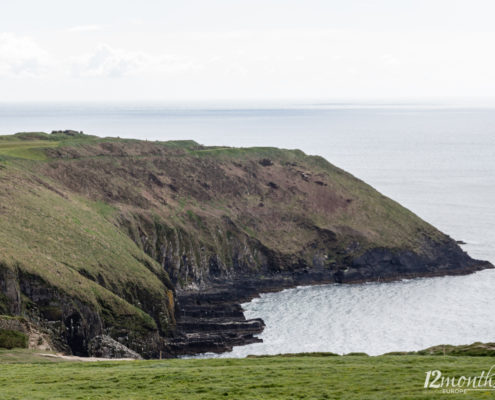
[0,329,28,349]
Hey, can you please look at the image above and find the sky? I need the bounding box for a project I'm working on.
[1,0,495,102]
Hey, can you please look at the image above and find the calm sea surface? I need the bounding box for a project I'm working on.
[2,102,494,356]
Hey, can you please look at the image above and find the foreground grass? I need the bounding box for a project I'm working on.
[1,352,494,399]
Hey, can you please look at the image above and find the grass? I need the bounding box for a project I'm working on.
[0,352,494,399]
[0,329,27,349]
[189,146,305,160]
[0,140,59,160]
[415,342,495,357]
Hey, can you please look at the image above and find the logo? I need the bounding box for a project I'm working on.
[424,366,495,394]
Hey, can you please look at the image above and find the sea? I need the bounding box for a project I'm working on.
[1,101,494,356]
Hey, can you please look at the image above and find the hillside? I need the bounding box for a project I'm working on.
[0,131,491,357]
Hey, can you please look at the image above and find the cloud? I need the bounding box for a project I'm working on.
[154,54,202,74]
[0,33,51,77]
[381,54,401,67]
[4,27,495,100]
[71,44,201,78]
[68,25,103,33]
[72,44,148,77]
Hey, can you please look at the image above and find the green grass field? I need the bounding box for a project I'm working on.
[1,351,494,399]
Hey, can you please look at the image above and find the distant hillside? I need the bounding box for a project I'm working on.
[0,131,491,357]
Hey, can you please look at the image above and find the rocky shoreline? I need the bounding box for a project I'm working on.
[165,289,265,356]
[167,242,492,357]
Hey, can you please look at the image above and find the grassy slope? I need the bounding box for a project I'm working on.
[14,133,442,247]
[187,145,443,250]
[0,352,494,399]
[0,135,174,333]
[0,132,443,254]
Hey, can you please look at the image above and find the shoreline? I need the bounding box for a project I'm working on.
[168,257,492,358]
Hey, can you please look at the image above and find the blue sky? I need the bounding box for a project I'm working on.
[1,0,495,101]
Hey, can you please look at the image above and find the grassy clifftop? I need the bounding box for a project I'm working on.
[0,131,487,357]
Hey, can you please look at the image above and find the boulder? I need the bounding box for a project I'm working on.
[88,335,142,359]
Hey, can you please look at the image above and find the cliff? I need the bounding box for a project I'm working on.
[0,131,491,357]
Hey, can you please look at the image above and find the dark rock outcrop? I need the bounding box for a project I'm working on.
[165,289,264,356]
[88,335,143,359]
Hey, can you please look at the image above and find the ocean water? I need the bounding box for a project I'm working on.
[1,102,494,356]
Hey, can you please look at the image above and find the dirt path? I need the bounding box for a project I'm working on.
[40,353,137,362]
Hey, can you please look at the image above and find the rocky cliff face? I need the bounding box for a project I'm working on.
[0,133,491,357]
